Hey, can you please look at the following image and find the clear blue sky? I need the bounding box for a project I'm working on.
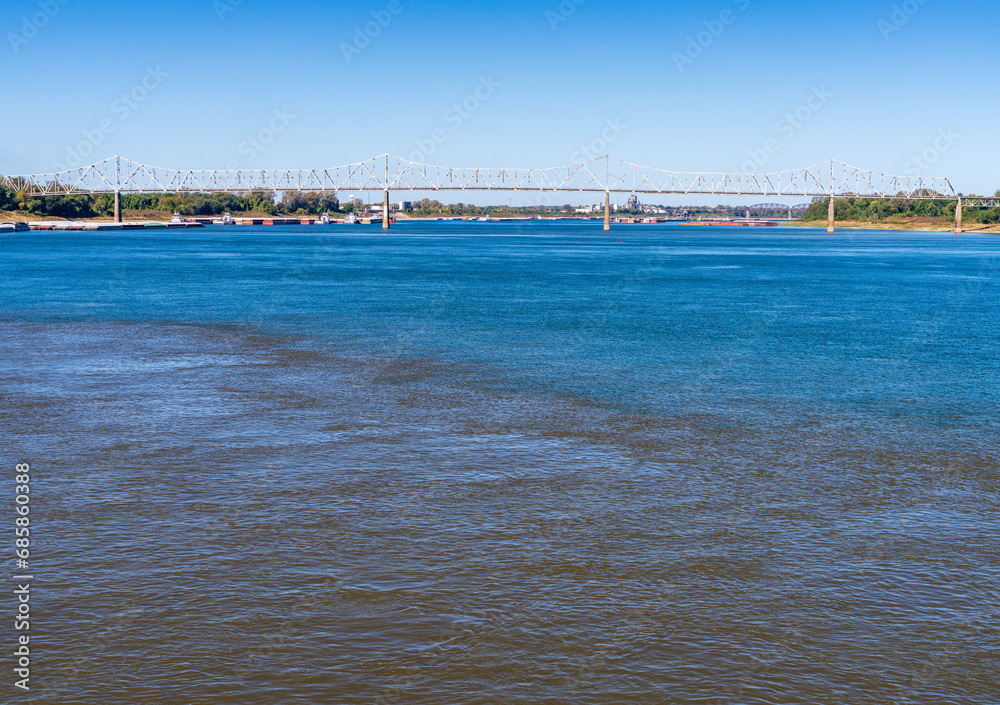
[2,0,997,205]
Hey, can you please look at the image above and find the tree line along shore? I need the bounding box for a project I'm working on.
[1,181,998,229]
[799,195,1000,226]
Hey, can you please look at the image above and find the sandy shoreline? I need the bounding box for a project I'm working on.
[789,220,1000,234]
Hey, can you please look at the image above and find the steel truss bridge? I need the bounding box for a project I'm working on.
[4,154,961,199]
[3,154,989,232]
[961,196,1000,208]
[749,203,813,212]
[745,203,814,218]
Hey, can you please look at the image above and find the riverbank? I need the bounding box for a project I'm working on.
[6,209,999,233]
[791,217,1000,234]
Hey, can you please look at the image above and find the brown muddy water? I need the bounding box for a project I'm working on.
[2,225,998,703]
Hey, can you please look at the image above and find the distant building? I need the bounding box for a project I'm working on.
[399,201,412,212]
[627,194,640,211]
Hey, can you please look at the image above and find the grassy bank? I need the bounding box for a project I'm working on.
[1,209,170,222]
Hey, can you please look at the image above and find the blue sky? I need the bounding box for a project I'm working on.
[2,0,998,205]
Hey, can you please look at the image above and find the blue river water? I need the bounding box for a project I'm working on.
[2,221,998,704]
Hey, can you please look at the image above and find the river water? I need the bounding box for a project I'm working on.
[2,222,998,703]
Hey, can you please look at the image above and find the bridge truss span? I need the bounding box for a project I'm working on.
[962,196,1000,208]
[3,154,957,200]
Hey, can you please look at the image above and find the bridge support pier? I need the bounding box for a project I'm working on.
[827,196,835,233]
[383,191,390,230]
[955,197,963,235]
[604,192,611,232]
[114,191,122,223]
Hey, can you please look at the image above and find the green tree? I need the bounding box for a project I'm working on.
[0,182,16,211]
[93,193,115,216]
[278,191,341,215]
